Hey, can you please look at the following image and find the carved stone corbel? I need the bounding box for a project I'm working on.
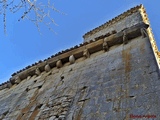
[6,82,12,88]
[56,60,63,68]
[69,55,75,64]
[35,68,41,75]
[141,28,148,38]
[15,76,21,84]
[103,41,109,51]
[10,78,15,84]
[123,31,128,44]
[83,49,90,58]
[45,64,51,72]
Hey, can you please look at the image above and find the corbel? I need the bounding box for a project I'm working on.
[56,60,63,68]
[69,55,75,64]
[10,77,15,84]
[141,27,148,38]
[83,49,90,58]
[6,82,12,88]
[103,41,109,52]
[123,30,128,44]
[44,64,51,72]
[15,76,21,84]
[35,68,41,75]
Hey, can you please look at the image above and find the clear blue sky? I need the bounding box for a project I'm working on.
[0,0,160,84]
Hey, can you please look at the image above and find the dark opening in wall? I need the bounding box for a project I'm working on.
[38,85,42,89]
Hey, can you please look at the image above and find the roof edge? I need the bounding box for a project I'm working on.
[0,22,149,90]
[83,4,143,38]
[139,5,160,68]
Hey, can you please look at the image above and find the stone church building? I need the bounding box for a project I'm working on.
[0,4,159,120]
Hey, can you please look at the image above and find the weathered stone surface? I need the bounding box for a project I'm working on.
[45,64,51,72]
[69,55,75,64]
[15,76,21,84]
[35,68,41,75]
[0,5,160,120]
[83,49,90,58]
[56,60,63,68]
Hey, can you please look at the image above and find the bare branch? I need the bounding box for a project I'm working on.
[0,0,62,34]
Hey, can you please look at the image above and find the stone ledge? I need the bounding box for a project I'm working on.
[0,22,149,91]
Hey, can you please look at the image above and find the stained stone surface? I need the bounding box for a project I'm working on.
[0,36,159,120]
[83,12,142,42]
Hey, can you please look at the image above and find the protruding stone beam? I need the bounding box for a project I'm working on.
[56,60,63,68]
[45,64,51,72]
[141,28,148,38]
[103,41,109,51]
[123,30,128,44]
[15,76,21,84]
[83,49,90,58]
[35,68,41,75]
[69,55,75,64]
[10,78,15,85]
[6,82,12,88]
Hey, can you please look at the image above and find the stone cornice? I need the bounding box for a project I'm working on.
[83,4,143,39]
[0,22,149,91]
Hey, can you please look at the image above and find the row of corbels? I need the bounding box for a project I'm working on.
[2,25,149,91]
[0,36,127,90]
[0,25,148,91]
[0,49,91,90]
[102,30,129,51]
[11,27,148,85]
[35,49,90,75]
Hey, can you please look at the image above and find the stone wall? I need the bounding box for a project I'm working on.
[0,5,160,120]
[83,11,142,43]
[0,36,160,120]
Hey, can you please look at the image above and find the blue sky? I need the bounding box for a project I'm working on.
[0,0,160,84]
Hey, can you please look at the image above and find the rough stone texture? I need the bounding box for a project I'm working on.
[0,5,160,120]
[83,12,142,43]
[0,36,160,120]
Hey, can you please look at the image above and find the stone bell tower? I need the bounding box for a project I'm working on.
[0,4,160,120]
